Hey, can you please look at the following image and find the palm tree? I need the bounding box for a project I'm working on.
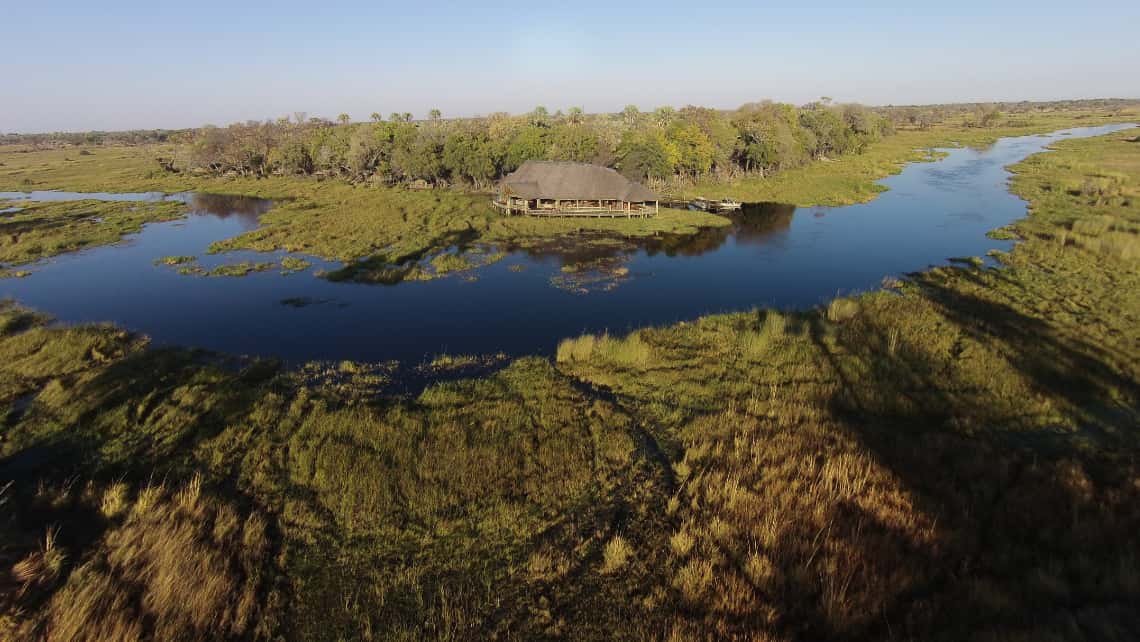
[429,109,442,121]
[530,105,549,127]
[337,113,351,125]
[621,104,640,128]
[370,112,383,123]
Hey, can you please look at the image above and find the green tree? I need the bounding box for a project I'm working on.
[442,128,497,188]
[503,125,550,171]
[665,122,714,176]
[616,129,676,180]
[732,103,807,172]
[799,107,852,158]
[391,123,443,183]
[675,106,735,171]
[547,124,600,163]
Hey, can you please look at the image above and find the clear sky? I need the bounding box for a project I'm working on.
[4,1,1138,133]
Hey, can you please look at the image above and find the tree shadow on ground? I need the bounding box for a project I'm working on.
[803,278,1140,640]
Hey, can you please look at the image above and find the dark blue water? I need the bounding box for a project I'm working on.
[2,124,1134,363]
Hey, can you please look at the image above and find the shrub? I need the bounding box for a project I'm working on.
[669,530,695,558]
[602,535,633,573]
[100,482,129,518]
[673,559,714,604]
[12,528,66,596]
[826,298,861,323]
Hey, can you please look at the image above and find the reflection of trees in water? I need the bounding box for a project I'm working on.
[504,202,799,268]
[186,193,273,224]
[642,202,797,257]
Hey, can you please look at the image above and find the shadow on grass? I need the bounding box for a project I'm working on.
[800,278,1140,639]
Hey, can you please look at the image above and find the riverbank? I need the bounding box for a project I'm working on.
[0,146,729,282]
[682,106,1140,204]
[3,107,1135,282]
[1,127,1137,639]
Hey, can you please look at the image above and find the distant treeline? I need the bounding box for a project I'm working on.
[877,98,1139,130]
[168,101,892,189]
[1,129,185,148]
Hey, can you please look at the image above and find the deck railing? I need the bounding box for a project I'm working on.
[492,199,655,218]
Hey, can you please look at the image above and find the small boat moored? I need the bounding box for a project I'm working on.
[689,196,742,212]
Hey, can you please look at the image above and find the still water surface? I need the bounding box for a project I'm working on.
[2,124,1133,363]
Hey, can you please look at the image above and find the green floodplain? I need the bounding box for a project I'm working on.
[1,103,1139,640]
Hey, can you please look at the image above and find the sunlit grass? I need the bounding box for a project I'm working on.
[1,123,1137,640]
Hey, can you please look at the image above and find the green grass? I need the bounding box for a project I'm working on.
[421,352,509,372]
[207,261,276,277]
[154,255,196,266]
[0,318,662,638]
[0,199,186,269]
[279,255,312,273]
[1,122,1138,641]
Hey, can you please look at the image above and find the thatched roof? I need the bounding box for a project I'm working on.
[500,161,658,202]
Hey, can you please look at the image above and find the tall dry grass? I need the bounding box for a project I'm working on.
[29,477,270,642]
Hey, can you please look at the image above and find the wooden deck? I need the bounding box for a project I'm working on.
[492,200,657,218]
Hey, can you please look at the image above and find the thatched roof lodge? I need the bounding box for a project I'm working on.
[493,161,659,218]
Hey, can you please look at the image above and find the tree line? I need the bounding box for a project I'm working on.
[168,100,893,190]
[1,129,184,148]
[876,98,1139,131]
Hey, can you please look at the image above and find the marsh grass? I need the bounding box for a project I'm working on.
[557,331,655,367]
[1,124,1138,641]
[602,535,633,573]
[208,261,276,277]
[826,297,861,322]
[554,129,1140,638]
[154,255,195,266]
[549,256,636,293]
[735,310,787,359]
[0,199,185,267]
[421,352,509,373]
[279,256,312,273]
[430,251,476,273]
[12,527,66,596]
[43,480,269,641]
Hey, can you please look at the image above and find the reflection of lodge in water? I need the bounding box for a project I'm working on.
[504,202,797,265]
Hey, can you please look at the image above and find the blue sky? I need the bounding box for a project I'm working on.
[3,1,1138,132]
